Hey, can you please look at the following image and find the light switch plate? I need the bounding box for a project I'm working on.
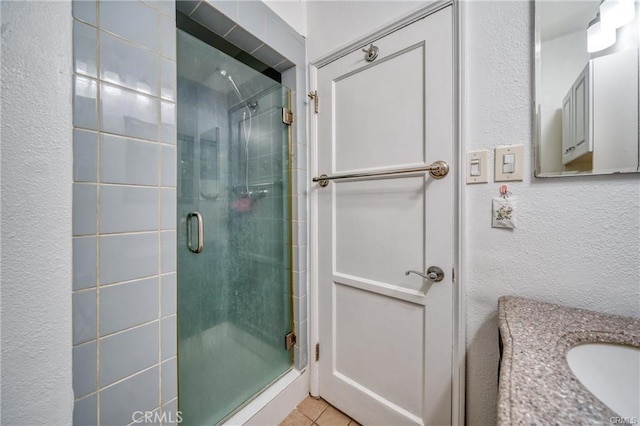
[494,145,524,182]
[466,150,489,184]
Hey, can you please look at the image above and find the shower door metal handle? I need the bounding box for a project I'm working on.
[187,212,204,253]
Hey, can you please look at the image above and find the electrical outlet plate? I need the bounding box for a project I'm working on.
[494,145,524,182]
[466,150,489,184]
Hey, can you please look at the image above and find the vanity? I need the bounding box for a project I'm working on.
[497,296,640,424]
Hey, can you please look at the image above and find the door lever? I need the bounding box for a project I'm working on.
[405,266,444,282]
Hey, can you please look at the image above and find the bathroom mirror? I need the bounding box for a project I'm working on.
[535,1,640,177]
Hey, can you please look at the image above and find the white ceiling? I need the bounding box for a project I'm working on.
[537,1,601,41]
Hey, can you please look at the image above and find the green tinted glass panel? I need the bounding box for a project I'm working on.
[176,30,292,425]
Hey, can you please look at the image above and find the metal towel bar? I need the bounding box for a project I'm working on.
[312,160,449,187]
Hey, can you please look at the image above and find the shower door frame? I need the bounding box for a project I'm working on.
[175,2,310,424]
[307,1,465,425]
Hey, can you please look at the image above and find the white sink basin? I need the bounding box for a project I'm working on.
[567,343,640,419]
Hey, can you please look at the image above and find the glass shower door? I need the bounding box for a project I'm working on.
[176,30,293,425]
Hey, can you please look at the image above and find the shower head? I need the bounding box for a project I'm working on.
[216,68,246,105]
[214,68,259,111]
[215,67,229,78]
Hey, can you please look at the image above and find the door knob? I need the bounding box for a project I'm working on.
[405,266,445,282]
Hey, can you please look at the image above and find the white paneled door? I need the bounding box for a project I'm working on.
[315,6,455,425]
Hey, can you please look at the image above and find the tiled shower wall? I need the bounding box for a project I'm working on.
[71,1,178,424]
[72,0,307,424]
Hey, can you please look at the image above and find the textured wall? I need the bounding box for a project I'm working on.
[464,1,640,424]
[0,1,74,424]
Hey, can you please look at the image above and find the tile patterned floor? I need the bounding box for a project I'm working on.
[280,396,361,426]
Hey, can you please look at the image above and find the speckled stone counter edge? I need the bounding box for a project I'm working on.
[497,296,640,425]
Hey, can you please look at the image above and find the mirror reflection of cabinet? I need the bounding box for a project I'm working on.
[561,48,639,170]
[562,63,592,165]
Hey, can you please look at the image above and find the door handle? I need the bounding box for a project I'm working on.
[187,212,204,253]
[405,266,444,282]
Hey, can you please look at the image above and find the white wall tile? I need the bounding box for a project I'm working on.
[159,14,176,59]
[205,0,238,22]
[100,277,159,336]
[161,144,177,187]
[72,0,178,421]
[73,236,97,290]
[161,230,177,273]
[161,188,177,230]
[161,316,176,360]
[74,21,97,78]
[100,83,159,142]
[161,273,177,317]
[73,341,97,398]
[73,0,97,26]
[99,322,159,387]
[238,0,266,41]
[161,357,177,403]
[100,0,159,52]
[72,289,96,345]
[73,76,98,130]
[73,129,98,182]
[161,58,176,101]
[73,394,97,426]
[100,31,159,96]
[100,134,159,186]
[99,366,159,426]
[191,2,236,37]
[73,183,97,236]
[161,101,176,144]
[100,185,159,233]
[99,233,159,285]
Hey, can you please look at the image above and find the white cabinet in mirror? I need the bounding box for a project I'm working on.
[535,0,640,177]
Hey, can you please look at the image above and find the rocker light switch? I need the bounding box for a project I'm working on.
[466,150,489,184]
[503,153,515,173]
[470,159,481,176]
[494,145,524,182]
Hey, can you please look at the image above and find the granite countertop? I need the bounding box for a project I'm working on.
[497,296,640,425]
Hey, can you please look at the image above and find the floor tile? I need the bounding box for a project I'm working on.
[279,409,313,426]
[296,396,328,421]
[315,406,351,426]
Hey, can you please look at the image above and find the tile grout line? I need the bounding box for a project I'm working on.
[157,7,163,409]
[94,0,102,424]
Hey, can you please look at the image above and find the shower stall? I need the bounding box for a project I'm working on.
[176,30,293,424]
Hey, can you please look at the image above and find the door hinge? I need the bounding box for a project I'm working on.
[285,332,297,350]
[308,91,319,114]
[282,108,294,125]
[315,343,320,361]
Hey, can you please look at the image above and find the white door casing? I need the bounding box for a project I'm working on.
[313,5,455,425]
